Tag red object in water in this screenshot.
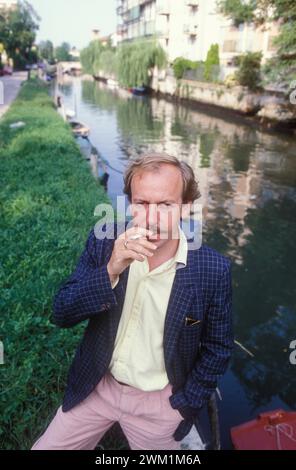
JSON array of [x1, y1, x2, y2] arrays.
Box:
[[231, 409, 296, 450]]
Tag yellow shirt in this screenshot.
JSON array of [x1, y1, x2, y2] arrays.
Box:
[[108, 225, 188, 391]]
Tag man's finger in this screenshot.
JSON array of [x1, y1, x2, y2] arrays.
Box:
[[122, 249, 146, 262], [123, 241, 155, 258], [119, 226, 154, 240]]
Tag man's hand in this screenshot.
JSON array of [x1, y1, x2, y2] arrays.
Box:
[[107, 226, 158, 283]]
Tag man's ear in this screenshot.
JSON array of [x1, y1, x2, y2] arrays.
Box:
[[181, 202, 192, 219]]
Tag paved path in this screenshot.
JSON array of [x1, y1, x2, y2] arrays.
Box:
[[0, 71, 27, 119]]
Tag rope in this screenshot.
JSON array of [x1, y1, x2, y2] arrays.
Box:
[[86, 138, 124, 175], [264, 422, 296, 450]]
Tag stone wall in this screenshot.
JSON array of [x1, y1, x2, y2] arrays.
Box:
[[151, 69, 296, 125]]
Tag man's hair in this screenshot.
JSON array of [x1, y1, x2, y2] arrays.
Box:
[[123, 153, 201, 203]]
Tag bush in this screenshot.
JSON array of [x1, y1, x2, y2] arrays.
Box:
[[204, 44, 220, 82], [234, 51, 262, 90], [172, 57, 200, 80], [0, 79, 111, 449], [224, 73, 239, 87]]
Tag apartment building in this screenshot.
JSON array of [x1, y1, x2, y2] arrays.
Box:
[[0, 0, 17, 11], [116, 0, 278, 70]]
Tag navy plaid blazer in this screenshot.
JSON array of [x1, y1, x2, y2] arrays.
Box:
[[52, 222, 233, 442]]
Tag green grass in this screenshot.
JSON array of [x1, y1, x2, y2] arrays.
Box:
[[0, 79, 112, 449]]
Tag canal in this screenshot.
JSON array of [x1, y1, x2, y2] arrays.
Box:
[[56, 76, 296, 449]]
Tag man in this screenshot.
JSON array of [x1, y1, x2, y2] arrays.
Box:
[[32, 153, 233, 450]]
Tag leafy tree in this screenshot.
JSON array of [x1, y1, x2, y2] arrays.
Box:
[[81, 38, 167, 87], [117, 39, 167, 87], [55, 42, 71, 62], [234, 51, 262, 89], [204, 43, 220, 81], [80, 39, 108, 75], [0, 0, 40, 69], [217, 0, 258, 27], [38, 39, 54, 62]]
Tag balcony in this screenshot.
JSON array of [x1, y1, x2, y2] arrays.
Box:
[[144, 20, 156, 36], [117, 24, 128, 34], [184, 24, 198, 36], [157, 1, 170, 15], [139, 0, 154, 4], [157, 28, 170, 39]]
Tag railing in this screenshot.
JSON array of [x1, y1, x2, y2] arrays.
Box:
[[157, 0, 170, 15], [186, 0, 199, 6], [183, 64, 220, 83], [183, 24, 198, 35]]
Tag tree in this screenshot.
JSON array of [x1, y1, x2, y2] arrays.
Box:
[[217, 0, 258, 27], [117, 39, 167, 87], [0, 0, 40, 69], [235, 51, 262, 89], [204, 43, 220, 81], [80, 39, 106, 75], [39, 40, 54, 63], [80, 38, 167, 86], [55, 42, 71, 62]]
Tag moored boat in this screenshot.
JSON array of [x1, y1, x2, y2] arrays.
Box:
[[231, 409, 296, 450], [69, 120, 90, 138]]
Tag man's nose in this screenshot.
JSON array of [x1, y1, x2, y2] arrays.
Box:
[[146, 203, 159, 228]]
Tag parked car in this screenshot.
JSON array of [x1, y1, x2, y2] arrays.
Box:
[[0, 65, 13, 76]]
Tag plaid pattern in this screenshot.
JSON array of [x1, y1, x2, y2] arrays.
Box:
[[52, 222, 233, 442]]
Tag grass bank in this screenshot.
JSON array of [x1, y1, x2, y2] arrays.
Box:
[[0, 79, 111, 449]]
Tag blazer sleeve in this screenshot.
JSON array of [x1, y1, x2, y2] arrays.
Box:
[[52, 228, 118, 328], [170, 260, 234, 414]]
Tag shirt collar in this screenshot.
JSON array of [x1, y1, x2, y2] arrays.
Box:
[[175, 224, 188, 270]]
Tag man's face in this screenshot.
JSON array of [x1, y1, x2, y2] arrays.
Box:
[[130, 164, 186, 248]]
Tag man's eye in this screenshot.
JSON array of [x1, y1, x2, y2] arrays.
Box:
[[158, 203, 171, 210]]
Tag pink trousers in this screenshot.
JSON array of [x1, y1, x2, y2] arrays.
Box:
[[31, 371, 182, 450]]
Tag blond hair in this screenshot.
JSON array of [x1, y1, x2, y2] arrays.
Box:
[[123, 153, 201, 203]]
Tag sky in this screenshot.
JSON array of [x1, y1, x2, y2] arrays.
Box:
[[29, 0, 117, 49]]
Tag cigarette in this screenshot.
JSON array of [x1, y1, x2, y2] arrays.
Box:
[[129, 234, 144, 240]]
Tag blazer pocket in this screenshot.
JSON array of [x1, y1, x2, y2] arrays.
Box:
[[184, 316, 202, 327]]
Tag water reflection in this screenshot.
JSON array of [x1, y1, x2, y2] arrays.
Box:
[[56, 76, 296, 448]]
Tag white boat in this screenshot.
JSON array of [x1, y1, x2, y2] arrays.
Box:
[[107, 78, 119, 89], [69, 120, 90, 139]]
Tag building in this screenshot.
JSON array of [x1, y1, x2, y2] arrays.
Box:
[[92, 29, 101, 41], [116, 0, 156, 42], [116, 0, 279, 73], [70, 47, 80, 60], [0, 0, 17, 12]]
